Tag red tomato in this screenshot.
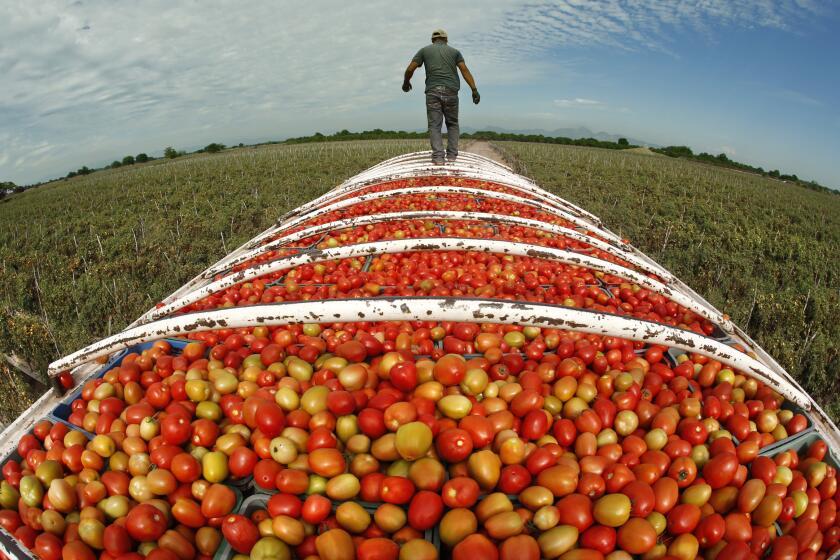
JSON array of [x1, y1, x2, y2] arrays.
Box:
[[695, 513, 725, 548], [381, 476, 415, 505], [407, 491, 444, 530], [160, 414, 191, 446], [435, 428, 473, 463], [621, 481, 655, 518], [520, 409, 550, 441], [103, 523, 133, 556], [389, 362, 418, 392], [580, 525, 616, 554], [442, 477, 480, 509], [703, 452, 739, 489], [556, 494, 594, 531], [222, 514, 260, 554], [254, 460, 283, 491], [357, 537, 399, 560], [170, 453, 201, 483], [498, 465, 532, 495], [125, 503, 168, 542], [228, 447, 258, 479], [302, 494, 332, 524], [453, 534, 499, 560], [255, 402, 286, 438], [666, 503, 701, 534], [267, 493, 303, 518], [34, 532, 62, 560], [434, 355, 466, 386]]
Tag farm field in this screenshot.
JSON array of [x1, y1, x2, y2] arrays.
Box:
[[0, 139, 838, 422]]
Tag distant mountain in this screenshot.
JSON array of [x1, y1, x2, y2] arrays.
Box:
[[463, 125, 657, 148]]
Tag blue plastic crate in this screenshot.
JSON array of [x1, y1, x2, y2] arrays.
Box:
[[214, 493, 436, 560], [757, 429, 837, 468], [49, 339, 189, 434]]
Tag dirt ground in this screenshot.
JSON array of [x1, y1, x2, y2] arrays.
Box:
[[462, 140, 507, 165]]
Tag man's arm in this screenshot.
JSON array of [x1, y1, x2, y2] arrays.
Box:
[[457, 62, 480, 104], [403, 61, 419, 92]]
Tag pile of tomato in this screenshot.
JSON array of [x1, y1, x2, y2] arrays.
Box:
[[1, 315, 834, 560], [2, 173, 837, 560]]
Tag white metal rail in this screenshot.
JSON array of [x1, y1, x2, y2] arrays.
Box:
[[141, 237, 725, 326]]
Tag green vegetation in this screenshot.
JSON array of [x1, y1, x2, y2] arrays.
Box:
[[653, 145, 834, 195], [0, 138, 837, 424], [498, 141, 840, 418]]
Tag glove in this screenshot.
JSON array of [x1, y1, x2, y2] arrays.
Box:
[[402, 81, 412, 92], [472, 89, 480, 104]]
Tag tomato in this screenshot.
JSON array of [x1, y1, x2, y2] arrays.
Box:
[[434, 355, 466, 386], [160, 414, 191, 446], [170, 452, 201, 483], [435, 428, 473, 463], [256, 402, 286, 438], [498, 465, 532, 495], [453, 534, 499, 560], [172, 498, 206, 528], [593, 494, 631, 527], [407, 491, 443, 530], [302, 494, 332, 524], [357, 537, 399, 560], [442, 477, 480, 508], [229, 447, 258, 479], [616, 517, 656, 554], [556, 494, 594, 531], [389, 362, 418, 391], [521, 409, 550, 440], [61, 541, 96, 560], [668, 456, 697, 488], [103, 523, 133, 556], [580, 525, 616, 554], [34, 532, 62, 560], [255, 460, 284, 491], [222, 514, 260, 554], [622, 480, 655, 517], [125, 503, 168, 542], [315, 529, 356, 560], [309, 448, 346, 478], [499, 534, 541, 560], [666, 503, 701, 534], [202, 483, 237, 518], [703, 452, 739, 489], [381, 476, 414, 505]]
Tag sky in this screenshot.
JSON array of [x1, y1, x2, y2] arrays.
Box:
[[1, 1, 838, 188]]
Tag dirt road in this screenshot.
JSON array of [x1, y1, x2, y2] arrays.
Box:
[[463, 140, 507, 166]]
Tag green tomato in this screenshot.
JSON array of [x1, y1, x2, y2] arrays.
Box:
[[249, 537, 291, 560], [0, 481, 20, 509], [19, 475, 44, 507]]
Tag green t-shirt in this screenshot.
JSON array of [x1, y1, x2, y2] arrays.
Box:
[[412, 42, 465, 93]]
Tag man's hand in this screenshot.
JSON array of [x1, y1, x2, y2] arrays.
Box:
[[472, 88, 480, 105], [402, 81, 412, 92]]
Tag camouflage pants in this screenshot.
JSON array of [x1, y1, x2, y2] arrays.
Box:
[[426, 86, 459, 162]]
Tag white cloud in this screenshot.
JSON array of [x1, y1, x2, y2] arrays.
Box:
[[555, 98, 603, 106], [0, 0, 827, 184]]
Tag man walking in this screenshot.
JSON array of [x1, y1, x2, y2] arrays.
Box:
[[403, 29, 480, 164]]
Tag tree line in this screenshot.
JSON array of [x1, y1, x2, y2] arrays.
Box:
[[4, 131, 834, 195]]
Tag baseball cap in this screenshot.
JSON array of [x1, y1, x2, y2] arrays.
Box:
[[431, 29, 448, 39]]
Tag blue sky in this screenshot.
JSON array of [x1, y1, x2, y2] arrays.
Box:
[[1, 1, 838, 188]]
